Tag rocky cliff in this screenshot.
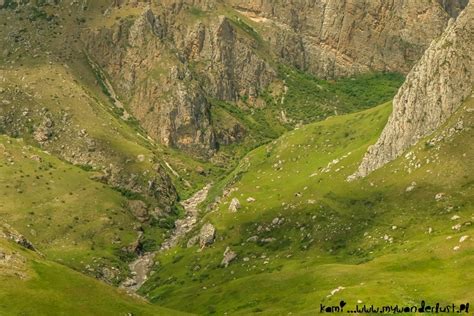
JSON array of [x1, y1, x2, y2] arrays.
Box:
[[84, 0, 461, 154], [351, 2, 473, 179], [86, 2, 276, 155], [85, 8, 218, 156], [229, 0, 461, 78]]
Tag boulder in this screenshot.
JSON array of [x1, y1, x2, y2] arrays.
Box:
[[229, 198, 241, 213], [246, 235, 258, 242], [34, 126, 52, 143], [405, 182, 417, 192], [199, 223, 216, 248], [221, 246, 237, 268]]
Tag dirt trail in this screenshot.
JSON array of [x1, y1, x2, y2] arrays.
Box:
[[120, 184, 211, 292]]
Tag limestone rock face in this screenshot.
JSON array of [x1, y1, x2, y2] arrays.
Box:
[[198, 223, 216, 248], [229, 0, 459, 78], [86, 5, 275, 156], [85, 0, 466, 154], [177, 16, 276, 101], [86, 9, 217, 157], [352, 3, 474, 178]]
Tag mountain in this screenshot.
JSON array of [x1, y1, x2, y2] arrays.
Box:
[[352, 1, 473, 178], [83, 0, 458, 154], [0, 0, 472, 315]]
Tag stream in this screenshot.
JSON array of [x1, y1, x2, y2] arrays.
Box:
[[120, 183, 212, 292]]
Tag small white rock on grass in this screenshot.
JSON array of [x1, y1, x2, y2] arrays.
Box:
[[452, 224, 461, 230], [327, 286, 345, 298], [405, 182, 417, 192]]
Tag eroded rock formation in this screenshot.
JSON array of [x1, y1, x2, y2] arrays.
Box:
[[352, 2, 473, 178]]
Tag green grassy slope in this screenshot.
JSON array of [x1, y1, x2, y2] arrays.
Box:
[[142, 98, 474, 315], [0, 238, 188, 316], [211, 70, 404, 160], [0, 135, 141, 280]]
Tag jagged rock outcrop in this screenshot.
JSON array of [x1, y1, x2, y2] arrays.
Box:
[[1, 224, 37, 252], [127, 200, 150, 223], [229, 0, 462, 78], [229, 197, 241, 212], [177, 15, 276, 101], [221, 246, 237, 267], [86, 4, 275, 155], [351, 3, 474, 179], [86, 8, 217, 156]]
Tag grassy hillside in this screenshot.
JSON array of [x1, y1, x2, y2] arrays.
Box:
[[0, 238, 187, 315], [141, 98, 474, 314], [211, 70, 404, 166], [0, 135, 141, 280]]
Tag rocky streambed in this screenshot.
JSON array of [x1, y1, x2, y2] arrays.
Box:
[[121, 184, 212, 292]]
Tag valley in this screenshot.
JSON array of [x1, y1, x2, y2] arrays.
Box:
[[0, 0, 472, 315]]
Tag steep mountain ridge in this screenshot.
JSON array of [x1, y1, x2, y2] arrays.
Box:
[[352, 1, 474, 178], [85, 5, 277, 155], [1, 0, 455, 155], [85, 8, 217, 156]]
